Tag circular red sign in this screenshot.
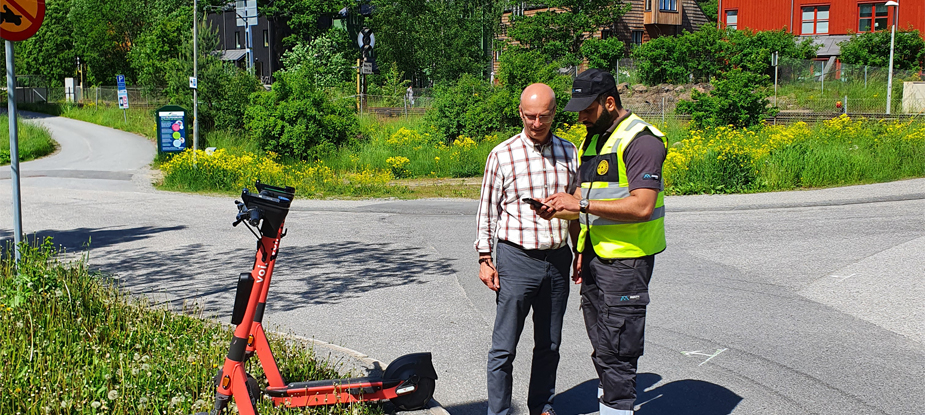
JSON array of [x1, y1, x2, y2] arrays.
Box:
[[0, 0, 46, 42]]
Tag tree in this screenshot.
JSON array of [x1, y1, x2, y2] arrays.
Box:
[[371, 0, 497, 85], [279, 28, 355, 89], [839, 29, 925, 71], [581, 37, 626, 70], [505, 0, 629, 66]]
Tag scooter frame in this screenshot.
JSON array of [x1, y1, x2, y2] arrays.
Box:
[[204, 182, 437, 415]]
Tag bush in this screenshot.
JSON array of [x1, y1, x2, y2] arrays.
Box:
[[244, 65, 360, 160], [581, 37, 626, 70], [426, 49, 576, 142], [677, 69, 777, 128], [633, 24, 818, 85], [839, 29, 925, 71], [164, 56, 261, 131]]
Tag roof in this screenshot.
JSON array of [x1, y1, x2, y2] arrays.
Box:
[[216, 49, 248, 62], [804, 35, 855, 57]]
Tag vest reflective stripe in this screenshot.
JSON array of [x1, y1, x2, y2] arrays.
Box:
[[578, 113, 667, 258], [586, 205, 665, 226]]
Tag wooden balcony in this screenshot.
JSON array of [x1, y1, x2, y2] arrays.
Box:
[[644, 1, 683, 26]]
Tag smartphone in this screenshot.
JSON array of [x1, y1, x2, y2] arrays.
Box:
[[522, 197, 546, 209]]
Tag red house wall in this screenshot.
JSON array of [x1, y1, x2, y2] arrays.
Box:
[[719, 0, 925, 36]]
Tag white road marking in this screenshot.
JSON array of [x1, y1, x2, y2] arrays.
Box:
[[681, 348, 728, 366], [830, 273, 856, 281]]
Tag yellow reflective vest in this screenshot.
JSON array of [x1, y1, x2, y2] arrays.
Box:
[[577, 113, 667, 258]]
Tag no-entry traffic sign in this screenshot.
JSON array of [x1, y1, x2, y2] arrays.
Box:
[[0, 0, 45, 42]]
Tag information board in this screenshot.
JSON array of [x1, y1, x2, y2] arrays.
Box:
[[156, 106, 187, 153]]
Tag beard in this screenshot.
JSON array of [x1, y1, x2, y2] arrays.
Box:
[[585, 107, 616, 137]]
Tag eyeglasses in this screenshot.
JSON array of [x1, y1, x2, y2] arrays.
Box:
[[521, 111, 555, 123]]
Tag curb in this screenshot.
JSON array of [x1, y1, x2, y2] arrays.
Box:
[[283, 332, 449, 415]]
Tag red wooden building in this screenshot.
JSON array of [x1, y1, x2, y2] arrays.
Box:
[[718, 0, 925, 57]]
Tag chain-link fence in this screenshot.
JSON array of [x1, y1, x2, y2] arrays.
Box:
[[44, 86, 168, 108]]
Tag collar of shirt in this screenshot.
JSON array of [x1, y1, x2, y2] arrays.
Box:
[[519, 129, 553, 153]]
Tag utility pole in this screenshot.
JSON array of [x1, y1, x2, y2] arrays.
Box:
[[193, 0, 199, 163]]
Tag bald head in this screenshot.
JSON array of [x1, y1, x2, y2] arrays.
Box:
[[520, 83, 556, 110], [519, 83, 557, 143]]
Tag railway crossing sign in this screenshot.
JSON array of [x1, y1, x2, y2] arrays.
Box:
[[0, 0, 45, 41]]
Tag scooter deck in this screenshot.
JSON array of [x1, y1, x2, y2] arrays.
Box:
[[264, 377, 392, 397]]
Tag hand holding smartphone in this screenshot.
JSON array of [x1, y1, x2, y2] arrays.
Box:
[[522, 197, 546, 209]]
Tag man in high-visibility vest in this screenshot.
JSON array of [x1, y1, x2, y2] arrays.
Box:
[[536, 69, 667, 415]]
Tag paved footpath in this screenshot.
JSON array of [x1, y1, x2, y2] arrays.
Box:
[[1, 115, 923, 415]]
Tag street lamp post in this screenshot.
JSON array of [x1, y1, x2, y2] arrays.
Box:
[[885, 0, 899, 114]]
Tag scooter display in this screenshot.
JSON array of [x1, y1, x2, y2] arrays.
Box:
[[199, 181, 437, 415]]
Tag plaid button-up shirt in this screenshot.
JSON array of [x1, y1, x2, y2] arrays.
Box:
[[474, 130, 579, 254]]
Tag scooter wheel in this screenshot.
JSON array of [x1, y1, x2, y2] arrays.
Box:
[[389, 376, 436, 411], [245, 374, 260, 407]]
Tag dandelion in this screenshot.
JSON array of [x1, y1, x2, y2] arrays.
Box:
[[108, 390, 119, 400], [91, 401, 101, 409]]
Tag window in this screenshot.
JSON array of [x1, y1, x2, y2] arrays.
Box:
[[601, 29, 614, 40], [859, 3, 889, 32], [235, 31, 241, 48], [725, 10, 737, 30], [645, 0, 652, 11], [801, 5, 829, 35], [659, 0, 677, 12], [632, 30, 644, 47], [263, 30, 269, 48]]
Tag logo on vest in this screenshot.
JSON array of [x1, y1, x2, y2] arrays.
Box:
[[597, 160, 609, 175], [642, 173, 660, 181]]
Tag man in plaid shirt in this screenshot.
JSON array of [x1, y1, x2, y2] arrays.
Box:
[[474, 83, 580, 415]]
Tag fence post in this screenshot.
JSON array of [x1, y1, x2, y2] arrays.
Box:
[[661, 96, 665, 124], [844, 95, 848, 115], [864, 66, 868, 88]]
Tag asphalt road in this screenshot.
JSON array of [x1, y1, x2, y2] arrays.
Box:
[[1, 115, 923, 415]]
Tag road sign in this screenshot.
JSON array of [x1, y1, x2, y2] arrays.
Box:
[[235, 0, 257, 26], [117, 74, 129, 109], [360, 61, 373, 75], [0, 0, 45, 41], [357, 28, 375, 49], [189, 77, 197, 89]]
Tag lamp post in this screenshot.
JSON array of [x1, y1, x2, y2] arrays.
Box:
[[885, 0, 899, 114]]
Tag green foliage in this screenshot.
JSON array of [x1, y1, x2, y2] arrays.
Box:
[[677, 69, 778, 128], [262, 0, 347, 49], [839, 29, 925, 71], [280, 28, 355, 89], [245, 66, 360, 160], [0, 237, 382, 414], [581, 37, 626, 70], [0, 118, 56, 166], [696, 0, 718, 22], [16, 0, 75, 87], [633, 24, 818, 85], [426, 73, 511, 141], [370, 62, 412, 107], [426, 49, 576, 142], [371, 0, 496, 84], [505, 0, 629, 65]]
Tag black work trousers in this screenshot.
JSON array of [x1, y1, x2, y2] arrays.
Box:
[[580, 249, 655, 411]]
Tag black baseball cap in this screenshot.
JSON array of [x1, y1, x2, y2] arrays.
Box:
[[564, 68, 617, 112]]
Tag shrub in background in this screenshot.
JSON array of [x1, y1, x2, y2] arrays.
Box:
[[677, 69, 777, 128], [245, 65, 360, 160], [839, 29, 925, 71]]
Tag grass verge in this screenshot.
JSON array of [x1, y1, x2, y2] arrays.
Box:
[[20, 102, 157, 141], [1, 117, 56, 165], [0, 237, 382, 415]]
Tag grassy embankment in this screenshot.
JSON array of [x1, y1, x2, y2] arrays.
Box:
[[0, 117, 56, 165], [22, 103, 925, 197], [0, 238, 382, 415]]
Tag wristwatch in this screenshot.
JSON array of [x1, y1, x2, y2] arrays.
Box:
[[579, 198, 589, 214]]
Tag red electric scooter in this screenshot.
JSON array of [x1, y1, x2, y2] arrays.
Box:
[[199, 181, 437, 415]]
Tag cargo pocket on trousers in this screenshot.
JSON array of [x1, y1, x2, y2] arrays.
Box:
[[599, 312, 625, 358], [616, 314, 645, 357]]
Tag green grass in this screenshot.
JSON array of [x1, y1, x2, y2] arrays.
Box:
[[21, 102, 158, 141], [0, 117, 56, 165], [0, 238, 383, 415]]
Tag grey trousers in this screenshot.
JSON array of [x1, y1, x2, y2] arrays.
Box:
[[487, 241, 572, 415]]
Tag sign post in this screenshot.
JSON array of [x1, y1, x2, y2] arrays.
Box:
[[155, 105, 189, 153], [1, 0, 46, 264], [116, 74, 129, 122]]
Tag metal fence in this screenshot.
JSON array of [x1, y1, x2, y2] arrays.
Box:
[[47, 86, 168, 108]]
